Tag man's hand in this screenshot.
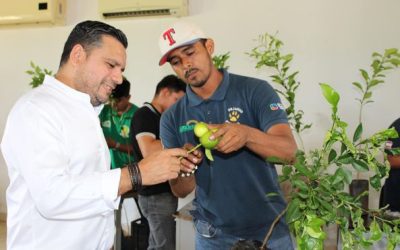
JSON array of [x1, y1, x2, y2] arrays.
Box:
[[179, 143, 203, 175], [208, 123, 249, 154], [138, 148, 189, 185]]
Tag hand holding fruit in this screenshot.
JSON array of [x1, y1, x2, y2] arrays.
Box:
[[207, 123, 249, 154]]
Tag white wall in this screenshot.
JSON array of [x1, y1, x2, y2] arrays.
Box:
[[1, 0, 400, 215]]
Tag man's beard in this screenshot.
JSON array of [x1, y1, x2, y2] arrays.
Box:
[[190, 79, 206, 88], [185, 68, 206, 88]]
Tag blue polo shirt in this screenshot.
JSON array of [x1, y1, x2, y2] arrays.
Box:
[[160, 69, 290, 240]]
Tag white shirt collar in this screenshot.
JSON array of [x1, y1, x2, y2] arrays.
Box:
[[43, 75, 104, 114]]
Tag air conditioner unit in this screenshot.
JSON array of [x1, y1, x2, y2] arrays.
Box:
[[0, 0, 66, 25], [99, 0, 188, 19]]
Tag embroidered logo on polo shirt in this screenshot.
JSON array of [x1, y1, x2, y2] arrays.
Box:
[[270, 103, 285, 111], [227, 107, 243, 123]]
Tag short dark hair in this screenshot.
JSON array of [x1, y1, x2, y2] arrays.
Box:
[[112, 77, 131, 98], [59, 20, 128, 67], [155, 75, 186, 96]]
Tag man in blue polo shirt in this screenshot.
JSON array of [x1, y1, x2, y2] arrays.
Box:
[[158, 21, 298, 250]]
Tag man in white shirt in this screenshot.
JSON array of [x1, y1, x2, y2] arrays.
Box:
[[1, 20, 201, 250]]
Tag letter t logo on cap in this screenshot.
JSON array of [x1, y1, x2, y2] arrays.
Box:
[[163, 28, 176, 46]]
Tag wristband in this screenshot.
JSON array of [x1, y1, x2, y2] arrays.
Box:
[[127, 162, 142, 192]]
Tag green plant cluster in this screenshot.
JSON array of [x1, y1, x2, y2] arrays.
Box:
[[25, 61, 54, 88], [283, 83, 400, 250], [247, 35, 400, 249], [247, 33, 311, 151], [212, 52, 230, 70]]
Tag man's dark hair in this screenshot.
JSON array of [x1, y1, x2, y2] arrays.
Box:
[[112, 77, 131, 99], [155, 75, 186, 96], [59, 20, 128, 67]]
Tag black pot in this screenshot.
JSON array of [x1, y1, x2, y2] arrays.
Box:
[[349, 179, 369, 227]]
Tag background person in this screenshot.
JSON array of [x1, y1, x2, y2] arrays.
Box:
[[131, 74, 186, 250], [99, 77, 139, 169], [0, 20, 197, 250], [158, 21, 297, 250], [380, 117, 400, 212]]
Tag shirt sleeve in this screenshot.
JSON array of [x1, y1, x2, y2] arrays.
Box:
[[250, 81, 289, 132], [160, 109, 180, 149], [132, 108, 159, 139], [1, 101, 120, 220]]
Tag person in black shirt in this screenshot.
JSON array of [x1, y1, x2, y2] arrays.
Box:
[[380, 118, 400, 212], [130, 75, 186, 250]]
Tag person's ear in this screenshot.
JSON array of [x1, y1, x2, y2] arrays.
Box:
[[70, 44, 86, 66], [160, 88, 170, 97], [205, 39, 215, 55]]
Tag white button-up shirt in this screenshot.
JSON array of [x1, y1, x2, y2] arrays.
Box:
[[1, 76, 121, 250]]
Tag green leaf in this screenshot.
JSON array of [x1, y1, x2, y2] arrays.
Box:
[[341, 168, 353, 184], [293, 179, 308, 192], [360, 69, 369, 81], [370, 174, 382, 190], [384, 48, 398, 57], [369, 220, 382, 241], [364, 91, 372, 99], [389, 147, 400, 156], [305, 226, 326, 239], [353, 123, 363, 142], [266, 192, 279, 197], [369, 79, 384, 88], [317, 197, 334, 212], [351, 159, 369, 172], [265, 156, 286, 164], [286, 198, 301, 223], [282, 165, 293, 176], [328, 149, 337, 163], [337, 153, 353, 164], [389, 58, 400, 66], [294, 161, 313, 177], [320, 83, 340, 107], [352, 82, 363, 92], [205, 149, 214, 161], [332, 170, 344, 185]]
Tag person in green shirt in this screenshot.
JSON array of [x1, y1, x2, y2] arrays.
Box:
[[99, 77, 139, 169]]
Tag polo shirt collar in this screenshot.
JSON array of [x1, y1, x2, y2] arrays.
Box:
[[187, 69, 230, 107]]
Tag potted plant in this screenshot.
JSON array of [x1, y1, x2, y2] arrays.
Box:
[[246, 33, 400, 250]]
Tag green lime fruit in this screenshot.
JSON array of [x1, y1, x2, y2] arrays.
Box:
[[200, 129, 220, 149], [194, 122, 209, 138]]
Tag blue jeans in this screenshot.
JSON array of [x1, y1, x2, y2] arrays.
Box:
[[194, 219, 294, 250], [138, 192, 178, 250]]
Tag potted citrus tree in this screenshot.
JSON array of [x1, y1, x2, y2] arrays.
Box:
[[246, 33, 400, 250]]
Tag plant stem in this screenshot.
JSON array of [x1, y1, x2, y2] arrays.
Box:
[[261, 205, 289, 249], [178, 143, 202, 161]]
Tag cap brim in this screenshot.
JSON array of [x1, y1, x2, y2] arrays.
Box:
[[159, 54, 169, 66]]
